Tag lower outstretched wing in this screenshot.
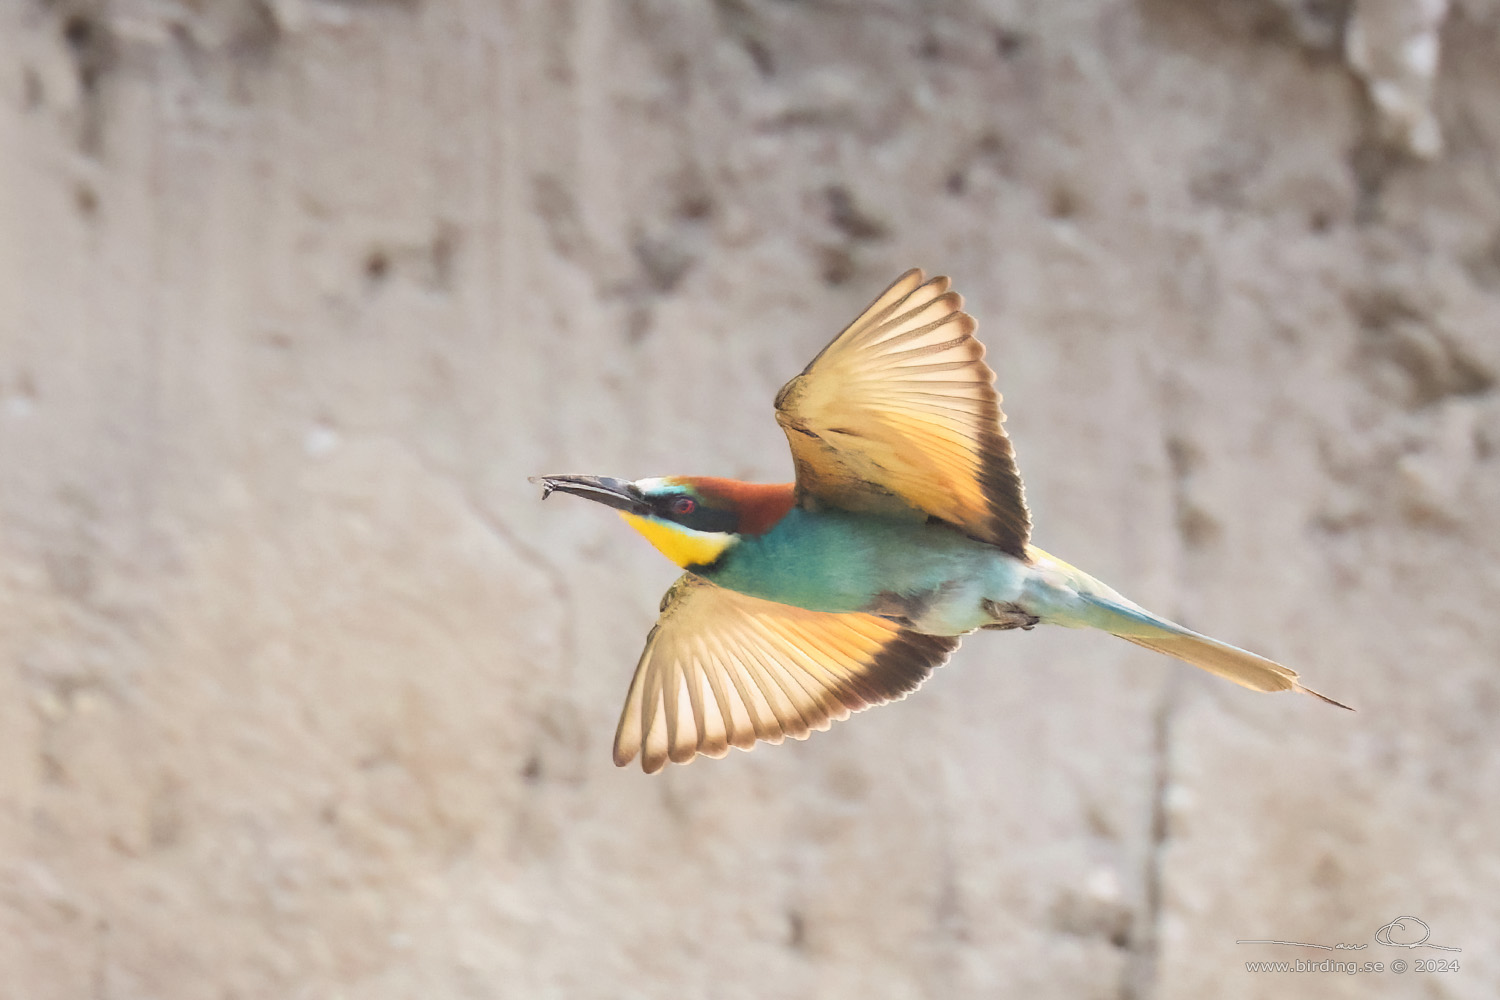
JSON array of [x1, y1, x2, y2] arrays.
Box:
[[614, 574, 961, 772]]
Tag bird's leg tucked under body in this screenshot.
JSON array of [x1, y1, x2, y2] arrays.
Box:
[[981, 599, 1039, 631]]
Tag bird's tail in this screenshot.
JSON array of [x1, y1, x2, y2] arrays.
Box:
[[1070, 591, 1352, 710], [1023, 548, 1350, 709]]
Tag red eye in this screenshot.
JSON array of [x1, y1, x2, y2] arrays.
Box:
[[671, 497, 696, 515]]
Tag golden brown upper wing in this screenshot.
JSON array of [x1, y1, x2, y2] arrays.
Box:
[[614, 574, 961, 773], [774, 269, 1031, 557]]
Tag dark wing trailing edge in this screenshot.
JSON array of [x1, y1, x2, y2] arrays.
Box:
[[613, 574, 961, 772], [774, 269, 1031, 557]]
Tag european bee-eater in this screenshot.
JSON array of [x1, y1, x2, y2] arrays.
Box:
[[534, 269, 1349, 773]]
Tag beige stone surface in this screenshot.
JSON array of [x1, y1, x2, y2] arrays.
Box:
[[2, 1, 1498, 997]]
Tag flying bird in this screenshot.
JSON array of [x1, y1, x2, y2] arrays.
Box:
[[534, 269, 1349, 773]]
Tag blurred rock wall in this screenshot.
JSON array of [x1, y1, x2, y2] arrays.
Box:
[[2, 1, 1498, 997]]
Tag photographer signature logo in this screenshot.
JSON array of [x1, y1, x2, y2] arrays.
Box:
[[1238, 915, 1460, 953]]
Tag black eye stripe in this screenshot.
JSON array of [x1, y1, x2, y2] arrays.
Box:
[[652, 495, 684, 515], [651, 495, 738, 534]]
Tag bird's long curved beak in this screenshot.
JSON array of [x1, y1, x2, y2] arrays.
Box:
[[530, 475, 653, 516]]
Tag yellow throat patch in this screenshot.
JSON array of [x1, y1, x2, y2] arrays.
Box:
[[620, 512, 736, 569]]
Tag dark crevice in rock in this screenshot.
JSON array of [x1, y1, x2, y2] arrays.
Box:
[[817, 243, 856, 286], [786, 909, 806, 951], [364, 249, 392, 286], [1165, 435, 1223, 550], [712, 0, 777, 77], [944, 132, 1012, 200], [994, 27, 1027, 59], [1123, 676, 1178, 1000], [815, 185, 889, 285], [1348, 136, 1405, 225], [1351, 291, 1497, 408], [825, 185, 889, 242], [58, 6, 115, 155], [1140, 0, 1350, 53]]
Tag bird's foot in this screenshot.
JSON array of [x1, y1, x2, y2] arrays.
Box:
[[981, 600, 1039, 631]]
